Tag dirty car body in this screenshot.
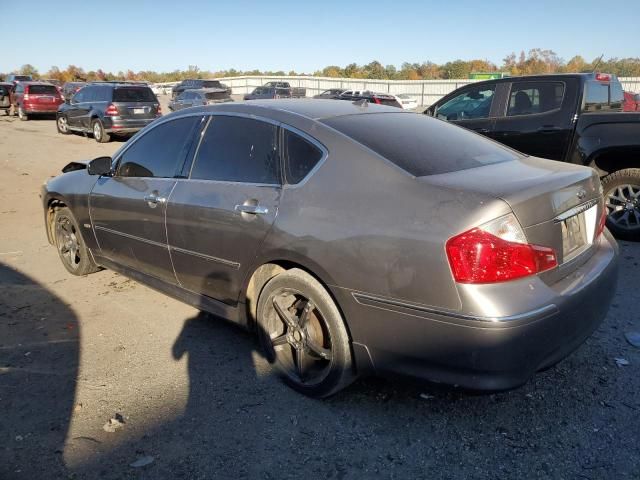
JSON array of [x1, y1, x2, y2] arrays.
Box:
[[41, 100, 618, 395]]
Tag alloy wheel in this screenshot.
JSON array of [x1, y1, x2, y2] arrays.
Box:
[[267, 289, 333, 386], [55, 215, 81, 271], [93, 122, 102, 141], [57, 116, 68, 133], [606, 184, 640, 232]]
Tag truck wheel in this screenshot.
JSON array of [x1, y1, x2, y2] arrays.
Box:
[[92, 119, 110, 143], [602, 169, 640, 241], [256, 268, 355, 398], [17, 106, 28, 121]]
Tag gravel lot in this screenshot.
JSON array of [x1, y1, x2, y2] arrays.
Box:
[[1, 99, 639, 479]]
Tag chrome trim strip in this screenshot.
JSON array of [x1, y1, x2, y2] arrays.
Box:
[[168, 245, 241, 269], [94, 225, 166, 249], [554, 198, 599, 223], [352, 292, 558, 325]]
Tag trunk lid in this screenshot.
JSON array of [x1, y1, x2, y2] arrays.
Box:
[[422, 157, 604, 268]]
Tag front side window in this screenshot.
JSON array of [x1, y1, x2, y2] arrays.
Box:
[[284, 130, 323, 184], [190, 116, 279, 184], [116, 117, 200, 178], [507, 82, 564, 116], [436, 86, 496, 120]]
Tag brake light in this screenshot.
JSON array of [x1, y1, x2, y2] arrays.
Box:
[[372, 97, 381, 104], [23, 94, 30, 100], [596, 207, 608, 237], [104, 104, 118, 116], [595, 73, 611, 82], [446, 214, 558, 284], [156, 104, 162, 116]]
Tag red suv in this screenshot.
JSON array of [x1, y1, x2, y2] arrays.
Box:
[[12, 82, 63, 120], [623, 91, 640, 111]]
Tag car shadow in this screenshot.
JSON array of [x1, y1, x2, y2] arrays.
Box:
[[0, 262, 80, 479]]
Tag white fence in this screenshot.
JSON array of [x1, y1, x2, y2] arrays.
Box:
[[206, 75, 640, 106]]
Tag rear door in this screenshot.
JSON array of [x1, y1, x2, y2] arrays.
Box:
[[166, 114, 281, 304], [89, 116, 202, 283], [112, 86, 159, 121], [432, 83, 500, 136], [491, 79, 579, 160]]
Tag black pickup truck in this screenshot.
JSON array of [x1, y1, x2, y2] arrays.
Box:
[[426, 73, 640, 239]]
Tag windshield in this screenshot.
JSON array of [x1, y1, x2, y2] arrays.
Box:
[[322, 113, 519, 176], [113, 87, 156, 102]]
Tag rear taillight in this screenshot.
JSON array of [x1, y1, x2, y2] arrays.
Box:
[[156, 104, 162, 116], [596, 207, 608, 238], [372, 97, 381, 104], [23, 94, 30, 100], [104, 104, 118, 116], [446, 213, 558, 284]]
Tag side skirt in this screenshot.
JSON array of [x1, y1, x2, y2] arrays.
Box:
[[92, 253, 247, 329]]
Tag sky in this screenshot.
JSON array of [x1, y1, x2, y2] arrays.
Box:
[[2, 0, 639, 74]]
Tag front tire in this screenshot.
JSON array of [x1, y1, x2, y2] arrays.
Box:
[[56, 115, 70, 134], [17, 106, 28, 121], [602, 168, 640, 241], [256, 268, 355, 398], [92, 119, 110, 143], [53, 207, 99, 276]]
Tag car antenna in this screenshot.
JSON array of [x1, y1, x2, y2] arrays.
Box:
[[591, 54, 604, 73], [353, 99, 368, 107]]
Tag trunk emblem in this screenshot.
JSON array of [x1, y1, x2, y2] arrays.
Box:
[[577, 189, 586, 200]]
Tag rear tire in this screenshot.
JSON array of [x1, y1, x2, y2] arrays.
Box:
[[53, 207, 99, 276], [92, 119, 110, 143], [17, 106, 28, 121], [256, 268, 355, 398], [56, 115, 70, 135], [602, 168, 640, 241]]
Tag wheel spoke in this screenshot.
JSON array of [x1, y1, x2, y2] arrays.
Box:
[[272, 296, 298, 330], [620, 211, 630, 226], [306, 338, 332, 361], [298, 299, 314, 328], [271, 333, 289, 348], [294, 346, 306, 382]]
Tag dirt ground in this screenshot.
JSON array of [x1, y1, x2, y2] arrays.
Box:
[[1, 101, 639, 479]]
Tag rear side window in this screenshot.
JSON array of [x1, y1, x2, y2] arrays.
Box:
[[584, 79, 624, 111], [507, 81, 564, 116], [190, 116, 279, 184], [0, 86, 9, 96], [322, 113, 519, 177], [284, 130, 324, 184], [113, 87, 156, 102], [116, 117, 200, 178], [28, 85, 58, 95]]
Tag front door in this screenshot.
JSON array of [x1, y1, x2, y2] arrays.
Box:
[[89, 115, 202, 283], [166, 115, 281, 305], [433, 83, 500, 137], [491, 79, 579, 160]]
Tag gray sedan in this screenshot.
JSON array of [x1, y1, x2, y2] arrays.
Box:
[[41, 100, 618, 397], [168, 88, 233, 111]]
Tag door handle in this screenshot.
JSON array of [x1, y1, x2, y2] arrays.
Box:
[[235, 204, 269, 215], [144, 192, 167, 208]]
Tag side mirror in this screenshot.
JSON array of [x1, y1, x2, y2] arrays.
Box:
[[87, 156, 112, 176]]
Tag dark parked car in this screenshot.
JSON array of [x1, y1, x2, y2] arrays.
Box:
[[12, 82, 63, 120], [172, 79, 230, 98], [338, 90, 402, 108], [313, 88, 346, 99], [623, 91, 640, 111], [168, 88, 233, 111], [243, 86, 291, 100], [56, 82, 161, 143], [262, 81, 306, 98], [426, 73, 640, 240], [41, 100, 618, 398], [61, 82, 86, 100], [6, 74, 32, 84], [0, 82, 13, 115]]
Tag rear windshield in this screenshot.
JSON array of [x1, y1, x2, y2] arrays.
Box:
[[28, 85, 58, 95], [322, 113, 520, 177], [13, 76, 31, 81], [584, 79, 624, 111], [205, 91, 228, 100], [113, 87, 156, 102], [202, 81, 222, 88]]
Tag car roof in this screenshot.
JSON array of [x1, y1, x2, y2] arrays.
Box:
[[21, 81, 57, 86], [169, 98, 405, 121], [466, 72, 616, 89]]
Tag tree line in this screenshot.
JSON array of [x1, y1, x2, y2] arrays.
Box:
[[4, 50, 640, 83]]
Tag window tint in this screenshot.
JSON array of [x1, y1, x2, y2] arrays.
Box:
[[28, 85, 58, 95], [284, 130, 323, 184], [436, 86, 495, 120], [116, 117, 200, 178], [191, 116, 279, 184], [584, 81, 609, 111], [322, 113, 519, 177], [507, 81, 564, 116], [113, 87, 156, 102]]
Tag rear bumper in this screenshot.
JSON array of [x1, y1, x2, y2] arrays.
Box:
[[334, 231, 619, 390], [24, 104, 61, 113], [102, 116, 158, 133]]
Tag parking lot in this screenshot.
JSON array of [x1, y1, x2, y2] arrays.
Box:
[[1, 105, 639, 479]]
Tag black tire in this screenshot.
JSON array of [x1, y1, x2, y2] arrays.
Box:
[[17, 105, 28, 121], [91, 119, 110, 143], [53, 207, 99, 276], [56, 115, 70, 135], [256, 268, 355, 398], [602, 168, 640, 241]]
